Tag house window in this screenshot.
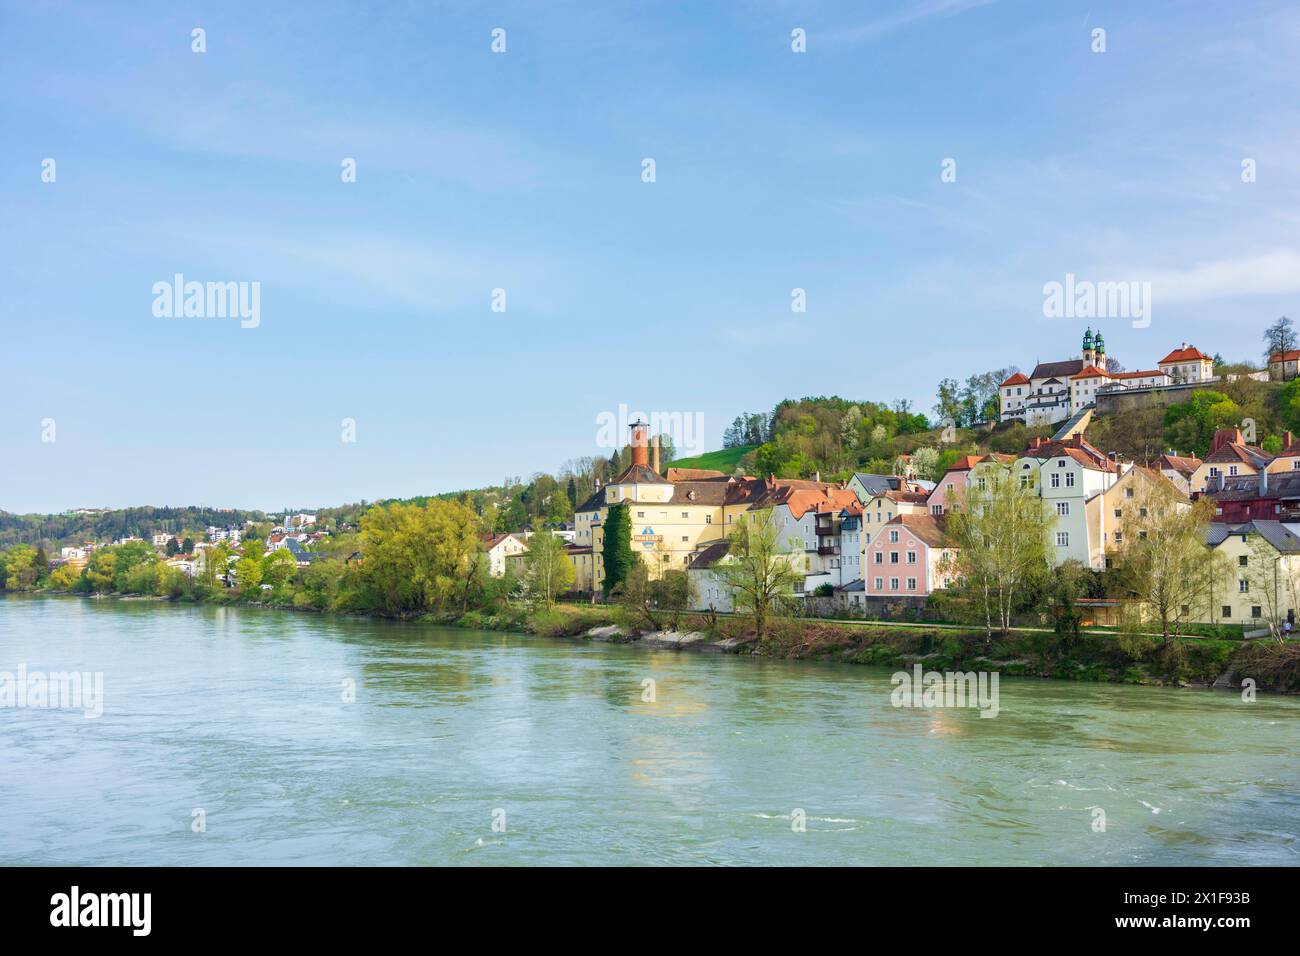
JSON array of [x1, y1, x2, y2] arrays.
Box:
[[1125, 488, 1134, 498], [1056, 531, 1069, 547], [637, 511, 645, 518], [906, 578, 917, 590], [1222, 606, 1232, 618], [1114, 509, 1122, 518], [1065, 473, 1075, 487], [890, 552, 900, 564], [1239, 579, 1249, 593], [1056, 502, 1069, 516], [1239, 555, 1248, 567], [889, 530, 899, 543], [681, 536, 689, 542], [705, 515, 711, 524], [1229, 466, 1238, 476], [977, 478, 987, 490], [932, 504, 943, 515], [1252, 606, 1262, 618], [874, 577, 883, 590], [874, 552, 883, 565], [1113, 531, 1122, 542], [907, 551, 917, 564], [1209, 467, 1220, 478], [1050, 473, 1060, 488], [682, 512, 689, 518], [889, 578, 899, 591]]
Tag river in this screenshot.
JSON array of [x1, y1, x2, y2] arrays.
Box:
[[1, 595, 1296, 865]]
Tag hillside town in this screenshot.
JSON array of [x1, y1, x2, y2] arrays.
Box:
[[9, 328, 1300, 638]]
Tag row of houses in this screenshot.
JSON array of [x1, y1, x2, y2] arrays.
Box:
[[481, 415, 1300, 629]]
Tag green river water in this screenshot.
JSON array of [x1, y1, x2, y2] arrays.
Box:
[[1, 595, 1296, 865]]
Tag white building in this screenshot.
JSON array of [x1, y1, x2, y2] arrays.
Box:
[[1000, 329, 1184, 427], [485, 533, 528, 577]]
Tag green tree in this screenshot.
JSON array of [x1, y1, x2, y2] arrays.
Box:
[[523, 529, 574, 606], [236, 555, 264, 593], [601, 503, 634, 595], [48, 562, 82, 590], [947, 468, 1054, 636], [1162, 391, 1242, 458], [715, 511, 802, 643], [1114, 487, 1221, 641], [260, 548, 297, 591]]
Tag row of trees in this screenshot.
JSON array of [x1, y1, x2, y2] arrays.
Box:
[[0, 499, 584, 617]]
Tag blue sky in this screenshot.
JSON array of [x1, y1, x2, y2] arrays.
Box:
[[3, 0, 1300, 514]]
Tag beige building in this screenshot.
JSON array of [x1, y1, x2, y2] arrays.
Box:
[[1201, 521, 1300, 628], [578, 421, 856, 593], [484, 532, 528, 577], [1189, 428, 1273, 494]]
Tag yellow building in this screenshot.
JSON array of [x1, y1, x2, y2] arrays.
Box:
[[576, 421, 852, 592], [1092, 465, 1188, 569]]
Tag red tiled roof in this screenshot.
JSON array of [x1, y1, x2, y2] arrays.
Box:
[[1270, 350, 1300, 364], [1000, 372, 1030, 386], [1070, 365, 1109, 380], [1159, 346, 1213, 364]]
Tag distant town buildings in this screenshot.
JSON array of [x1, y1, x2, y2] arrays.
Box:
[[998, 330, 1225, 427]]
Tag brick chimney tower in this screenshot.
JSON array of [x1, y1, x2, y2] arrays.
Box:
[[651, 434, 661, 474], [629, 420, 649, 468]]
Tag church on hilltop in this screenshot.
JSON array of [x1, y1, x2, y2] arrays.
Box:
[[997, 329, 1206, 428]]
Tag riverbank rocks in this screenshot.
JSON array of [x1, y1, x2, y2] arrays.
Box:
[[584, 625, 626, 641], [638, 630, 707, 649]]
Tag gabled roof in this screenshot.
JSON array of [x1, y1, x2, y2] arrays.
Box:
[[574, 491, 604, 514], [774, 486, 861, 519], [687, 540, 730, 570], [1029, 359, 1085, 380], [1157, 453, 1202, 478], [1159, 345, 1213, 364], [888, 513, 954, 548], [484, 532, 525, 551], [1270, 350, 1300, 364], [1000, 372, 1030, 387], [1071, 365, 1109, 380], [850, 473, 906, 496], [612, 464, 669, 485], [1206, 520, 1300, 553]]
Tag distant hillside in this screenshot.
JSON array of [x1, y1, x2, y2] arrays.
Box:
[[667, 445, 757, 473], [0, 506, 269, 550]]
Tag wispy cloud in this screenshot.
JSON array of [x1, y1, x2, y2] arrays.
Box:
[[827, 0, 997, 43], [1147, 249, 1300, 303]]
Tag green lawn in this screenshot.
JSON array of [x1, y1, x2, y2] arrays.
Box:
[[667, 445, 757, 473]]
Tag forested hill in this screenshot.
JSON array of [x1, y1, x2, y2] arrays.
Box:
[[0, 506, 268, 550]]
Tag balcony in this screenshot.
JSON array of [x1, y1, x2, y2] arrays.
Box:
[[817, 545, 840, 556]]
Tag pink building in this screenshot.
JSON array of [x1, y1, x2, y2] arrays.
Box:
[[926, 454, 1013, 515], [863, 514, 958, 597]]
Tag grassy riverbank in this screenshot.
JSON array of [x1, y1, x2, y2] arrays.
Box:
[[436, 601, 1300, 694]]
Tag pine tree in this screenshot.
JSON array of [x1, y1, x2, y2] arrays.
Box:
[[602, 503, 634, 595]]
